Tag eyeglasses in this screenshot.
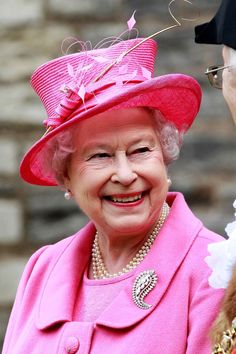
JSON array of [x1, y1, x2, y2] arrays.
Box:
[[205, 65, 231, 89]]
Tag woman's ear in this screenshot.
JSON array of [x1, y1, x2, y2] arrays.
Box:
[[63, 175, 73, 200], [63, 165, 71, 188], [63, 175, 72, 197], [63, 175, 71, 190]]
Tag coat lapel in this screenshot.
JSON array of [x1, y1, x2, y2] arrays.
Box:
[[36, 193, 202, 330], [36, 222, 96, 330], [96, 193, 202, 328]]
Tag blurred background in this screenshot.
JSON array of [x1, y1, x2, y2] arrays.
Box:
[[0, 0, 235, 349]]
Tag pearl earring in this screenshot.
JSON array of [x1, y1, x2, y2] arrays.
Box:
[[167, 178, 172, 187], [64, 190, 72, 200]]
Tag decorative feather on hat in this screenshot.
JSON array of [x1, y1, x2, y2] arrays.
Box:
[[20, 1, 202, 186]]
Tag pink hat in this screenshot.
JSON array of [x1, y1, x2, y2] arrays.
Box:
[[20, 38, 202, 186]]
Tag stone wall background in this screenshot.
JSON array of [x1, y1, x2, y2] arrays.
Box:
[[1, 0, 235, 349]]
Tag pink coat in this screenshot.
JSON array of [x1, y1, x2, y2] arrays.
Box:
[[3, 192, 224, 353]]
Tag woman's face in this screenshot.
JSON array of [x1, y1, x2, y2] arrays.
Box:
[[65, 108, 168, 237]]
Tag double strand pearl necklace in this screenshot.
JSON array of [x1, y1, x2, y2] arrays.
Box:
[[92, 202, 170, 279]]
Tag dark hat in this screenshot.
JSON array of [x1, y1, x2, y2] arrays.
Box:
[[195, 0, 236, 50]]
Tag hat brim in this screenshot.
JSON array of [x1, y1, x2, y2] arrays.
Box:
[[20, 73, 201, 186], [195, 21, 220, 45]]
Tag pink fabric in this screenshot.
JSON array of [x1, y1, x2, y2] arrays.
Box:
[[3, 192, 224, 354], [74, 268, 134, 322]]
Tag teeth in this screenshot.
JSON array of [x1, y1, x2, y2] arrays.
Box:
[[110, 194, 142, 203]]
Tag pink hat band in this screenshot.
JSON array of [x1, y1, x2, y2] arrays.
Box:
[[32, 38, 156, 130]]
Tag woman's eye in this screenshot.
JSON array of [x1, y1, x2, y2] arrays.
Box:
[[132, 147, 150, 154], [89, 152, 110, 159]]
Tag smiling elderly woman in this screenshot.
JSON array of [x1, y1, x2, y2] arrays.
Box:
[[3, 37, 224, 354]]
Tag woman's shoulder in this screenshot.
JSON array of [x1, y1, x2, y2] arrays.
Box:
[[167, 191, 224, 244], [197, 225, 224, 244], [186, 225, 224, 269], [13, 223, 94, 308]]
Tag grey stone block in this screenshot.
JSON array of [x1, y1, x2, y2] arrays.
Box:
[[0, 199, 23, 244], [48, 0, 122, 20], [0, 256, 28, 304], [26, 188, 89, 244], [0, 0, 43, 27], [0, 177, 18, 198], [0, 307, 12, 352], [0, 138, 18, 174], [0, 83, 44, 125]]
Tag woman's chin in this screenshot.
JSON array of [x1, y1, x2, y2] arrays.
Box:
[[103, 215, 155, 236]]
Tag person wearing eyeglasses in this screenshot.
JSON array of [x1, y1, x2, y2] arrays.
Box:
[[195, 0, 236, 125], [195, 1, 236, 353]]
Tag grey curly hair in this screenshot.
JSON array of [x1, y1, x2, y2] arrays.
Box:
[[44, 108, 183, 186]]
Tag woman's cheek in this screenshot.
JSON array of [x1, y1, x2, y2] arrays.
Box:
[[70, 160, 93, 178]]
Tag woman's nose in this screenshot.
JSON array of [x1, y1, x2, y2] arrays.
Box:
[[111, 154, 137, 185]]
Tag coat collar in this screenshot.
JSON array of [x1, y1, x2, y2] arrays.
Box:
[[36, 192, 202, 330]]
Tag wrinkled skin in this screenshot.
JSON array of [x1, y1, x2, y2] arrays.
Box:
[[222, 45, 236, 125], [64, 107, 169, 275]]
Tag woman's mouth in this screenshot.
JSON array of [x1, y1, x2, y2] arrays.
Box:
[[104, 192, 146, 205]]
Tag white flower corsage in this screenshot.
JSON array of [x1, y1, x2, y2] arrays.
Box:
[[205, 200, 236, 289]]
